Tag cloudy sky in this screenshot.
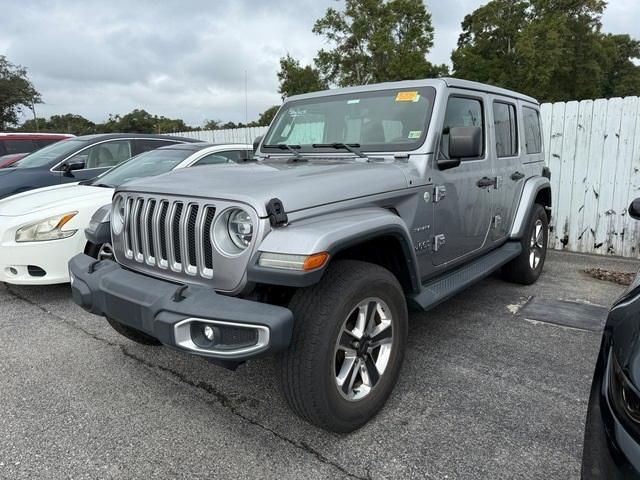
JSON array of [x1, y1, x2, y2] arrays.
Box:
[[1, 0, 639, 127]]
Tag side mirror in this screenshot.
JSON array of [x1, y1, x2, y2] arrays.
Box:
[[63, 159, 85, 173], [253, 135, 264, 155], [630, 198, 640, 220], [438, 126, 483, 170]]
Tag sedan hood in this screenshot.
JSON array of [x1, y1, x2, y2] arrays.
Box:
[[0, 183, 114, 216], [119, 159, 409, 216]]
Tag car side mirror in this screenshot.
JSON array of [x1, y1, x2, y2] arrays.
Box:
[[630, 198, 640, 220], [438, 126, 483, 171], [253, 135, 264, 155], [63, 159, 85, 173]]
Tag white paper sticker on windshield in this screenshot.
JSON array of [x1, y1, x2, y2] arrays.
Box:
[[408, 130, 422, 139], [347, 99, 360, 104]]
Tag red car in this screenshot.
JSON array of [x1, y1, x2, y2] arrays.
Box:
[[0, 133, 75, 168]]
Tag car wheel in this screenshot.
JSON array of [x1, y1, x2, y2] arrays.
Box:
[[279, 260, 408, 432], [501, 203, 549, 285], [106, 317, 162, 346], [86, 242, 114, 261]]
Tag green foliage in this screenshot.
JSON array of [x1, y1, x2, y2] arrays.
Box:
[[0, 56, 41, 128], [19, 114, 97, 135], [452, 0, 640, 102], [277, 55, 327, 99], [257, 105, 279, 126], [312, 0, 448, 86]]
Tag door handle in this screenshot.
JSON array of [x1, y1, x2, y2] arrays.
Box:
[[476, 176, 496, 188], [510, 171, 525, 181]]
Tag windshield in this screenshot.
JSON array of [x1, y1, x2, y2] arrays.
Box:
[[90, 148, 196, 187], [11, 139, 87, 168], [262, 87, 435, 154]]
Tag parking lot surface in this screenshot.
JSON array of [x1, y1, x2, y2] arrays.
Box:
[[0, 251, 637, 479]]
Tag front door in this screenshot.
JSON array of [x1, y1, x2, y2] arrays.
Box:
[[431, 93, 493, 266]]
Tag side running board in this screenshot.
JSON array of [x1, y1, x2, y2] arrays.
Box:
[[409, 242, 522, 311]]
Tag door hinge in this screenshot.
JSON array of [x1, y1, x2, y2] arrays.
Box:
[[433, 185, 447, 202], [494, 176, 503, 189], [432, 234, 446, 252], [492, 215, 502, 228]]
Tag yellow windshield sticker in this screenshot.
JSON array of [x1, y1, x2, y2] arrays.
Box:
[[395, 91, 419, 102], [408, 130, 422, 139]]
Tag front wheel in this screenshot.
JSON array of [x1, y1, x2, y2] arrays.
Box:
[[279, 260, 408, 432], [501, 203, 549, 285]]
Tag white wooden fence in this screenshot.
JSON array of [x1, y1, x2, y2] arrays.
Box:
[[172, 126, 268, 145], [541, 97, 640, 258], [173, 97, 640, 258]]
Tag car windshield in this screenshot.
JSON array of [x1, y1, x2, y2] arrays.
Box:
[[89, 148, 196, 188], [10, 139, 87, 168], [262, 87, 436, 155]]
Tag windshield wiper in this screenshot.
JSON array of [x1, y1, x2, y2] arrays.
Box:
[[312, 143, 367, 158], [263, 143, 305, 162], [91, 183, 113, 188]]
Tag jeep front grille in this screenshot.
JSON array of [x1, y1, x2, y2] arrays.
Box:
[[122, 196, 216, 279]]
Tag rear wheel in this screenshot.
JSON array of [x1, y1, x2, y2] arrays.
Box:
[[279, 260, 408, 432], [501, 203, 548, 285], [106, 317, 161, 346]]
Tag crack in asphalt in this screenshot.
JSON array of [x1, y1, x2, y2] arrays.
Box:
[[3, 285, 369, 480]]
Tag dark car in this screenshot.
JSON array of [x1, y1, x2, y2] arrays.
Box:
[[0, 133, 198, 199], [582, 198, 640, 478]]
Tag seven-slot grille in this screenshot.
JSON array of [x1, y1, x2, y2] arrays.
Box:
[[122, 196, 216, 279]]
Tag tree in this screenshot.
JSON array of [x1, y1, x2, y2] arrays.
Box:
[[451, 0, 640, 102], [257, 105, 279, 126], [155, 116, 189, 133], [0, 56, 41, 129], [277, 55, 327, 99], [312, 0, 448, 87], [203, 119, 222, 130]]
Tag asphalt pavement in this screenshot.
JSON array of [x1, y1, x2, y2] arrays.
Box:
[[0, 250, 637, 479]]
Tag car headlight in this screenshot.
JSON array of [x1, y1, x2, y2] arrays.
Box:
[[609, 352, 640, 437], [15, 212, 78, 242], [212, 208, 254, 256], [112, 196, 125, 235]]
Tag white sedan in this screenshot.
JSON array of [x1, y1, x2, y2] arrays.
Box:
[[0, 143, 251, 285]]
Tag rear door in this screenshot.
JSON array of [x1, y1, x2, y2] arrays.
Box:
[[489, 98, 524, 241], [431, 93, 493, 266]]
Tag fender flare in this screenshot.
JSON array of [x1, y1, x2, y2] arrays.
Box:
[[247, 207, 420, 291], [509, 176, 552, 240]]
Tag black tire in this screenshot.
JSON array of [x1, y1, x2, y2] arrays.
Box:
[[279, 260, 408, 432], [106, 317, 162, 346], [501, 203, 549, 285], [85, 242, 113, 261]]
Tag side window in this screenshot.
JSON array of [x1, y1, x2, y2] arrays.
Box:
[[5, 139, 36, 154], [439, 97, 484, 159], [493, 102, 518, 157], [135, 139, 177, 155], [523, 107, 542, 154], [36, 139, 57, 148], [0, 142, 6, 156], [193, 150, 249, 166], [73, 140, 133, 169]]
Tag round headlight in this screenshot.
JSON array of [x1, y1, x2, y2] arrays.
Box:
[[228, 209, 253, 248], [112, 196, 125, 234], [212, 207, 254, 256]]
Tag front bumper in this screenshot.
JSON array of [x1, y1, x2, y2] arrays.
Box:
[[0, 232, 86, 285], [69, 254, 294, 361]]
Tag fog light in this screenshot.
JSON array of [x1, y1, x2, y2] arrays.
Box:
[[203, 325, 215, 341]]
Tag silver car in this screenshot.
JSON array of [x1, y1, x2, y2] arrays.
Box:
[[69, 78, 551, 432]]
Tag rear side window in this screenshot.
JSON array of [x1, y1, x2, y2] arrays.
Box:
[[36, 139, 58, 148], [4, 139, 37, 154], [493, 102, 518, 157], [439, 97, 484, 160], [135, 139, 178, 154], [523, 107, 542, 154]]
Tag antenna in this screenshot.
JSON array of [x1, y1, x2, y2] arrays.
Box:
[[244, 70, 249, 147]]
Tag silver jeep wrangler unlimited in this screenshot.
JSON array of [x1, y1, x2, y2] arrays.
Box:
[[70, 78, 551, 432]]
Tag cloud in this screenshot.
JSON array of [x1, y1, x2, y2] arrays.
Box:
[[2, 0, 637, 127]]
